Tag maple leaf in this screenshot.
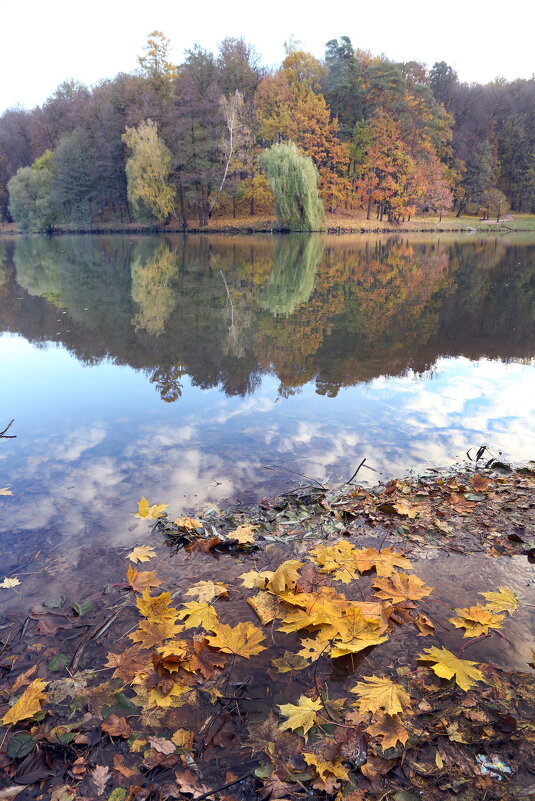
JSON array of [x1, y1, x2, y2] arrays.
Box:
[[127, 545, 157, 563], [449, 604, 505, 637], [2, 678, 48, 725], [383, 501, 420, 519], [353, 547, 412, 577], [267, 560, 304, 593], [174, 516, 202, 530], [414, 613, 435, 636], [146, 682, 192, 710], [171, 729, 194, 749], [132, 496, 168, 519], [372, 572, 433, 603], [0, 488, 13, 496], [136, 590, 179, 623], [418, 646, 483, 691], [309, 540, 361, 583], [184, 580, 228, 603], [366, 713, 409, 750], [247, 591, 283, 624], [279, 695, 322, 738], [129, 618, 184, 649], [350, 676, 411, 715], [227, 524, 257, 544], [239, 569, 273, 589], [0, 577, 20, 589], [471, 474, 491, 492], [303, 753, 349, 782], [479, 586, 518, 615], [91, 765, 110, 796], [185, 636, 226, 678], [126, 564, 162, 593], [298, 637, 328, 661], [176, 601, 219, 630], [105, 646, 151, 682], [101, 714, 132, 738], [271, 651, 309, 672], [206, 621, 266, 657], [184, 535, 220, 554]]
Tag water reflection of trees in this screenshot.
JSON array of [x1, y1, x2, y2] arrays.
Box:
[[1, 233, 534, 402]]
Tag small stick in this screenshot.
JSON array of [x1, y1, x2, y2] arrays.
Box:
[[191, 770, 254, 801], [0, 419, 16, 438], [345, 458, 366, 484]]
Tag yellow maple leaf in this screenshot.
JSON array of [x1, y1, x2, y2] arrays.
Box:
[[271, 652, 309, 673], [350, 676, 411, 715], [132, 497, 168, 519], [2, 678, 48, 725], [174, 517, 202, 530], [353, 547, 412, 577], [126, 565, 162, 593], [479, 586, 518, 615], [418, 646, 483, 691], [267, 560, 304, 594], [146, 683, 192, 709], [171, 729, 194, 749], [129, 618, 184, 649], [366, 713, 409, 749], [0, 488, 13, 496], [184, 581, 228, 603], [136, 591, 179, 623], [239, 570, 274, 589], [247, 592, 283, 625], [127, 546, 157, 563], [0, 577, 21, 589], [449, 604, 505, 637], [227, 524, 256, 544], [156, 640, 190, 660], [372, 572, 433, 603], [297, 638, 328, 662], [279, 695, 322, 738], [206, 622, 266, 658], [309, 540, 361, 583], [176, 602, 219, 630], [303, 753, 349, 782]]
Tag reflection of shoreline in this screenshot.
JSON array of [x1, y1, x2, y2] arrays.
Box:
[[0, 234, 533, 401]]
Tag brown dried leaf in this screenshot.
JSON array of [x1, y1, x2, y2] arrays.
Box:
[[101, 714, 132, 738]]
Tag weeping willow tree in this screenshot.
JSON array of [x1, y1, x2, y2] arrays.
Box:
[[259, 142, 325, 231], [122, 120, 176, 222], [256, 234, 324, 316]]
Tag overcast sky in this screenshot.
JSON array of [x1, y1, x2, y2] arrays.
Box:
[[1, 0, 534, 114]]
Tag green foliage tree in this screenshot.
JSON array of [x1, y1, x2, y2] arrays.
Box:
[[7, 151, 56, 231], [52, 128, 94, 224], [122, 120, 176, 222], [323, 37, 363, 139], [259, 142, 325, 231]]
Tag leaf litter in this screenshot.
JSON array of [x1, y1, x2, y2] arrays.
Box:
[[0, 463, 534, 800]]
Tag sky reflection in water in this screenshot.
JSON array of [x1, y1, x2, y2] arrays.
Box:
[[0, 233, 534, 567]]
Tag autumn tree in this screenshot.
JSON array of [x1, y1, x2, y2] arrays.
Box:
[[122, 119, 176, 222], [259, 141, 325, 231], [137, 31, 177, 85], [7, 151, 56, 231]]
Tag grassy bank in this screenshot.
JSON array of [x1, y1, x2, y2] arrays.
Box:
[[3, 213, 535, 236], [0, 460, 534, 800]]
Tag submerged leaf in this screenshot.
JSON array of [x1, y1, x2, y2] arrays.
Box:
[[2, 679, 48, 726], [206, 621, 266, 657]]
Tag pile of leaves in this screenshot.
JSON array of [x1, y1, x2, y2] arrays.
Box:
[[0, 467, 534, 801]]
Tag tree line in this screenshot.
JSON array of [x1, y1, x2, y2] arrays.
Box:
[[1, 33, 535, 230]]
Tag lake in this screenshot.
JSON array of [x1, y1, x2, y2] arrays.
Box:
[[1, 232, 534, 578]]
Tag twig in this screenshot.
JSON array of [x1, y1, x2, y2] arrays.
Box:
[[0, 419, 16, 439], [262, 464, 327, 490], [345, 458, 366, 484], [191, 770, 254, 801]]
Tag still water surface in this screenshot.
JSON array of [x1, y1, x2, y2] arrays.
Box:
[[0, 232, 534, 571]]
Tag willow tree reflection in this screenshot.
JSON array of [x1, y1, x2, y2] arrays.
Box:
[[130, 240, 179, 336], [256, 234, 324, 316]]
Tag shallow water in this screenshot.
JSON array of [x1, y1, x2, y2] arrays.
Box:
[[0, 232, 534, 575]]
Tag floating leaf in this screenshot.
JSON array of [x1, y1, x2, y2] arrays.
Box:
[[126, 565, 162, 593], [350, 676, 411, 715], [0, 577, 20, 589], [129, 618, 184, 649], [184, 581, 228, 603], [127, 546, 156, 563], [479, 586, 518, 615], [101, 714, 132, 738], [304, 752, 349, 782], [174, 516, 202, 530], [206, 621, 266, 658], [171, 729, 194, 750], [227, 524, 256, 544], [247, 591, 283, 624], [418, 646, 483, 691], [353, 547, 412, 577], [267, 560, 304, 593], [279, 695, 322, 738], [372, 572, 433, 603], [136, 590, 179, 623], [449, 604, 505, 637], [239, 570, 273, 589], [176, 601, 219, 630], [2, 679, 48, 725], [414, 613, 435, 636], [132, 497, 168, 519]]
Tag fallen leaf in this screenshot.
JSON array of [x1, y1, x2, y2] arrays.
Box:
[[267, 560, 304, 593], [414, 613, 435, 636], [136, 590, 179, 623], [49, 786, 76, 801], [148, 736, 176, 754], [278, 695, 322, 738], [471, 475, 491, 492], [101, 714, 132, 738], [174, 517, 203, 530], [126, 565, 162, 593], [372, 572, 433, 603], [91, 764, 111, 796], [350, 676, 411, 715], [227, 524, 256, 544], [2, 679, 48, 725], [303, 752, 349, 782], [113, 753, 138, 778], [176, 601, 219, 630], [105, 646, 151, 682], [479, 585, 518, 615], [449, 604, 505, 637], [184, 580, 228, 603], [174, 769, 209, 798], [184, 535, 221, 554], [0, 577, 20, 589], [239, 569, 273, 589], [171, 729, 194, 750], [248, 591, 283, 624], [206, 621, 266, 658], [418, 646, 483, 691], [11, 665, 37, 692], [271, 651, 309, 673], [186, 636, 226, 678], [127, 545, 157, 563], [353, 547, 412, 577], [366, 713, 409, 749], [129, 618, 184, 649], [132, 497, 168, 519]]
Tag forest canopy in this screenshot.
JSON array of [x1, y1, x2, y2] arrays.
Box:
[[1, 32, 534, 230]]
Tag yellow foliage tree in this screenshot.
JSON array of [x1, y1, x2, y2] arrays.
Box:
[[122, 119, 176, 222]]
